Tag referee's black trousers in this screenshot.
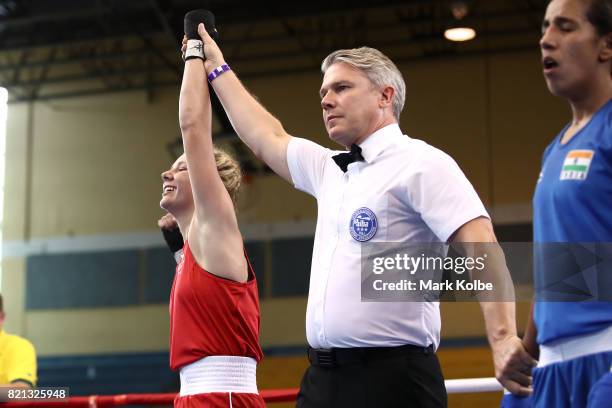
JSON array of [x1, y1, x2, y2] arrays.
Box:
[[296, 345, 447, 408]]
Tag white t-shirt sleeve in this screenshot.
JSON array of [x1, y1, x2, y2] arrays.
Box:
[[409, 148, 490, 242], [287, 137, 330, 198]]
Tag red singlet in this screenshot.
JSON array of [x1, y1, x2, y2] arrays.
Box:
[[169, 241, 263, 371]]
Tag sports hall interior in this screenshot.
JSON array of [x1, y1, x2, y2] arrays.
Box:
[[0, 1, 565, 406]]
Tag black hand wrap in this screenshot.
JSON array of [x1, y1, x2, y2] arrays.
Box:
[[161, 227, 184, 254], [184, 9, 219, 41]]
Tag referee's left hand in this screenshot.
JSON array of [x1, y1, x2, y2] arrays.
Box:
[[493, 335, 537, 396]]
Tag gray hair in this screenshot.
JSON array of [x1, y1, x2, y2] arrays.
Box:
[[321, 47, 406, 121]]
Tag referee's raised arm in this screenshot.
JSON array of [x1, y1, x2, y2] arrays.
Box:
[[193, 24, 292, 183]]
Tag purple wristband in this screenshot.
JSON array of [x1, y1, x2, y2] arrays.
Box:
[[208, 64, 231, 82]]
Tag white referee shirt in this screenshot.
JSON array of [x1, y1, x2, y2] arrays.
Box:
[[287, 123, 489, 350]]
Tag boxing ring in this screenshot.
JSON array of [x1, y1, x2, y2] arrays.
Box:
[[0, 377, 503, 406]]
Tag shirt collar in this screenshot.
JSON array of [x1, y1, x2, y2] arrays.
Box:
[[356, 123, 403, 163]]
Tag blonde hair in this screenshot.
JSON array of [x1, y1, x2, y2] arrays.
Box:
[[321, 47, 406, 121], [213, 147, 242, 205]]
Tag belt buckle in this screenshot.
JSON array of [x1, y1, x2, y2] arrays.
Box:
[[311, 348, 335, 368]]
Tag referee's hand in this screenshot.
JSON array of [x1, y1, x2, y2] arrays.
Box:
[[493, 335, 538, 396], [196, 23, 226, 75]]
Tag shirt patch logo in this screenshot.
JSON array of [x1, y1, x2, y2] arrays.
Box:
[[560, 150, 595, 181], [350, 207, 378, 242]]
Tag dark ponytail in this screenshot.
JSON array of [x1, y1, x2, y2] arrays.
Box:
[[586, 0, 612, 36]]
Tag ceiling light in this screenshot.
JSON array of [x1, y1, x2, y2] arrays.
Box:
[[444, 1, 476, 42], [444, 27, 476, 42]]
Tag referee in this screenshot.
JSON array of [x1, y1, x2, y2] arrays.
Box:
[[191, 24, 535, 407]]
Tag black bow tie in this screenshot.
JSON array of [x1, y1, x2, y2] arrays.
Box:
[[332, 144, 364, 172]]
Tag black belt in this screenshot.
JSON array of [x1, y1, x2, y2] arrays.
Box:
[[308, 344, 434, 368]]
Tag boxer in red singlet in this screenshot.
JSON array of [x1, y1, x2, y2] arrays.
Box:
[[159, 17, 265, 408]]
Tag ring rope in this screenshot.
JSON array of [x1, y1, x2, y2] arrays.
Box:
[[0, 377, 505, 407]]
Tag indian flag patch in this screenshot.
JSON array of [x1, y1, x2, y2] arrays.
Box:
[[560, 150, 595, 181]]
